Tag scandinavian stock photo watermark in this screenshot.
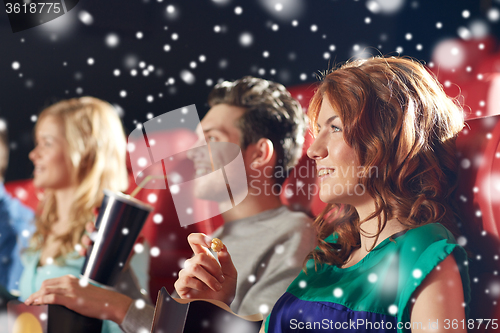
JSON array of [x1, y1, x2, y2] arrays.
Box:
[[248, 164, 379, 199]]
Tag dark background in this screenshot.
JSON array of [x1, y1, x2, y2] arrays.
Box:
[[0, 0, 497, 181]]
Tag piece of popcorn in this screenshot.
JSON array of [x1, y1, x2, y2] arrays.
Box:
[[211, 238, 223, 252]]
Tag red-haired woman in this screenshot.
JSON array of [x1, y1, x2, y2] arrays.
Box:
[[175, 56, 470, 332]]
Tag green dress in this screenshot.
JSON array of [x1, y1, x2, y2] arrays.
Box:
[[265, 223, 471, 332]]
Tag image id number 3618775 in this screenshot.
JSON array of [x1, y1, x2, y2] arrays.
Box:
[[444, 319, 498, 330], [5, 2, 61, 14]]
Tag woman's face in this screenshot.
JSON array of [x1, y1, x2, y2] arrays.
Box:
[[29, 115, 75, 190], [307, 97, 369, 205]]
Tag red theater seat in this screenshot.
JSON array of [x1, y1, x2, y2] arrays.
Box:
[[430, 36, 500, 120], [4, 179, 39, 211]]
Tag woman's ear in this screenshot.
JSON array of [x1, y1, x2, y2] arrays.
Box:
[[250, 138, 274, 168]]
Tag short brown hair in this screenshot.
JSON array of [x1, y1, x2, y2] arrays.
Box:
[[208, 76, 306, 185]]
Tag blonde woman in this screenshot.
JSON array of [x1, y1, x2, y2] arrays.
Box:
[[20, 97, 145, 333]]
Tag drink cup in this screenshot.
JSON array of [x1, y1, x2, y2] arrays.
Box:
[[81, 189, 153, 286]]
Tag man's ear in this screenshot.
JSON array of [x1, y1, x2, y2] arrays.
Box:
[[250, 138, 274, 168]]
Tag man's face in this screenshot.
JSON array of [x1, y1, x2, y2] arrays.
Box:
[[188, 103, 246, 201]]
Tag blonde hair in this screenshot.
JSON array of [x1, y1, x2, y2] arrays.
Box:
[[32, 97, 129, 259]]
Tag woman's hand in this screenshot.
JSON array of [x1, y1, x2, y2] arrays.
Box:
[[174, 233, 237, 307], [77, 222, 95, 257], [24, 275, 132, 325]]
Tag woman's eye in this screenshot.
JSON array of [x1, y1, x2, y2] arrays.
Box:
[[208, 136, 217, 142], [330, 125, 341, 132]]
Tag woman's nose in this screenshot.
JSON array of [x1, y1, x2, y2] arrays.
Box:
[[29, 146, 38, 162], [307, 134, 328, 161]]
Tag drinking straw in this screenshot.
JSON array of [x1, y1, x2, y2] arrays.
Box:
[[130, 174, 169, 198]]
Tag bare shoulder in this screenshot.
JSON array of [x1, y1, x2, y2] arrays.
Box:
[[410, 254, 466, 332]]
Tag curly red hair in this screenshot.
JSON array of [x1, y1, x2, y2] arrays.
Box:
[[307, 56, 465, 267]]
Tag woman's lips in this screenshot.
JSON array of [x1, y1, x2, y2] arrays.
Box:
[[317, 168, 335, 180], [33, 166, 44, 175]]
